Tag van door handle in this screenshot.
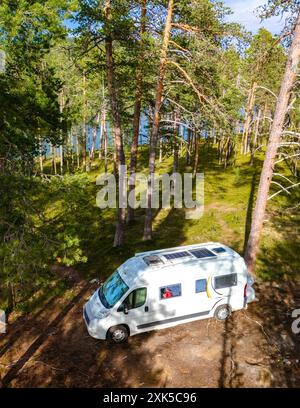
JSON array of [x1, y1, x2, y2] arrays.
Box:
[[145, 306, 149, 312]]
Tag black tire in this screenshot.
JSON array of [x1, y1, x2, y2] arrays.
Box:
[[107, 325, 129, 344], [214, 305, 231, 321]]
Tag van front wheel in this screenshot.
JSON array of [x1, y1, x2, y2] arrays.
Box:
[[214, 305, 231, 321], [107, 325, 129, 343]]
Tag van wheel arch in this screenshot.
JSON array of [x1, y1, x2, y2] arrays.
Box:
[[122, 324, 130, 336]]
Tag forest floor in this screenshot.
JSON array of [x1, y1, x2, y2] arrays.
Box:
[[1, 145, 300, 387], [0, 274, 300, 387]]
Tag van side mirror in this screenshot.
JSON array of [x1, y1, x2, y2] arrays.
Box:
[[117, 304, 129, 314]]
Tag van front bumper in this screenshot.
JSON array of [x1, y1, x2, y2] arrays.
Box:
[[83, 303, 107, 340]]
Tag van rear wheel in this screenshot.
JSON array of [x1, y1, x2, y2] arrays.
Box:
[[107, 325, 129, 343], [214, 305, 231, 321]]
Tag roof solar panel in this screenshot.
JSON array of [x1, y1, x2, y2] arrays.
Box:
[[164, 251, 191, 260], [212, 247, 226, 254], [190, 248, 216, 259]]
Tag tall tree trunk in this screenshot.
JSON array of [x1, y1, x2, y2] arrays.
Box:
[[98, 120, 103, 160], [66, 129, 71, 173], [173, 137, 179, 172], [91, 123, 97, 160], [128, 0, 147, 224], [104, 0, 126, 247], [193, 131, 199, 177], [218, 130, 224, 164], [224, 137, 231, 169], [250, 107, 261, 166], [82, 72, 87, 172], [234, 73, 241, 140], [159, 136, 163, 163], [70, 127, 74, 171], [39, 137, 43, 175], [75, 131, 80, 170], [51, 144, 57, 175], [173, 109, 179, 173], [103, 115, 108, 173], [87, 149, 91, 173], [245, 11, 300, 275], [59, 145, 63, 175], [59, 88, 65, 175], [180, 133, 183, 157], [186, 128, 191, 165], [260, 101, 268, 146], [190, 130, 194, 155], [212, 128, 217, 145], [99, 109, 108, 171], [99, 109, 104, 160], [143, 0, 174, 240], [242, 82, 256, 154], [87, 125, 91, 173]]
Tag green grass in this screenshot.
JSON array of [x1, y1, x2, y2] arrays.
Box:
[[41, 146, 299, 279], [15, 142, 299, 315]]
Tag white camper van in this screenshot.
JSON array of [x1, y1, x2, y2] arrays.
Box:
[[83, 242, 255, 343]]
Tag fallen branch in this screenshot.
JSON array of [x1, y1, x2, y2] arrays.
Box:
[[242, 311, 281, 353], [32, 359, 65, 372]]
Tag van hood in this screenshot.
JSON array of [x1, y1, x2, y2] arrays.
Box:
[[88, 289, 109, 319]]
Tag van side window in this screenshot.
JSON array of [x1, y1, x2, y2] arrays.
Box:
[[195, 279, 207, 293], [214, 273, 237, 289], [122, 288, 147, 310], [160, 284, 181, 299]]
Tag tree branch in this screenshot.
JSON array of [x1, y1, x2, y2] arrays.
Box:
[[268, 182, 300, 201], [166, 59, 228, 122], [171, 22, 201, 33]]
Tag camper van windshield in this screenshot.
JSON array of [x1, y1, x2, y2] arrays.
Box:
[[98, 270, 129, 309]]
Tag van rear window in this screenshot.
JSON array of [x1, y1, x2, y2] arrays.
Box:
[[214, 273, 237, 289]]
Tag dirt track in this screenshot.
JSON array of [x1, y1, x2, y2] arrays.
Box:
[[0, 279, 300, 388]]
